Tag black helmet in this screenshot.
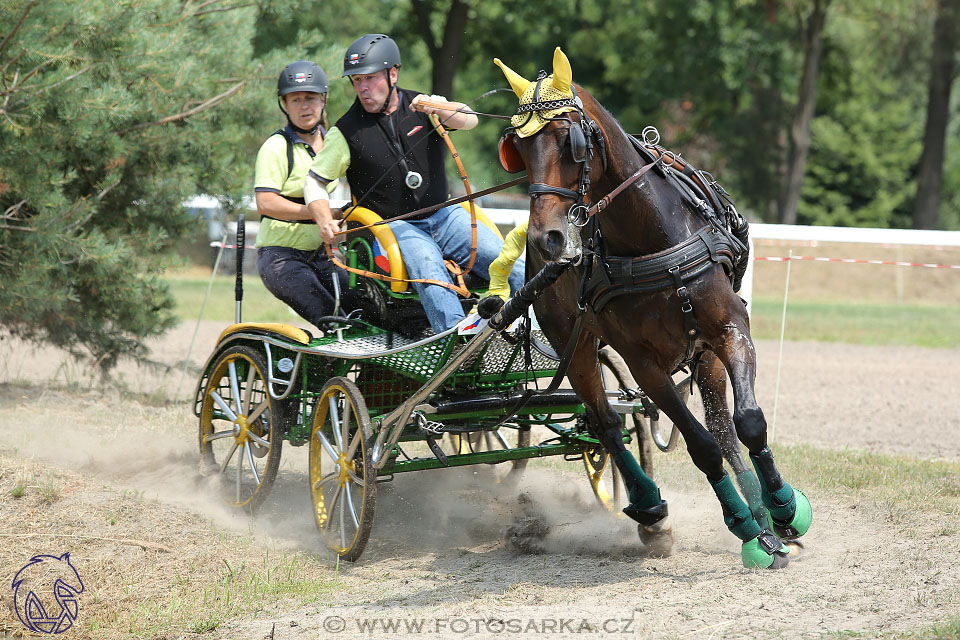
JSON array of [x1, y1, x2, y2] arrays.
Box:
[[342, 34, 401, 77], [277, 60, 328, 97]]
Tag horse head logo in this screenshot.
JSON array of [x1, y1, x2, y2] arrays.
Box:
[[11, 553, 84, 635]]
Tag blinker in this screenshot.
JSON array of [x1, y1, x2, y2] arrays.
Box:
[[498, 133, 525, 174], [569, 122, 586, 164]]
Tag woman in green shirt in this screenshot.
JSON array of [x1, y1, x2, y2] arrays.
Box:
[[254, 61, 366, 329]]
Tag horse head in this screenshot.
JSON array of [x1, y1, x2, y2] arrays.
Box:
[[495, 48, 607, 263]]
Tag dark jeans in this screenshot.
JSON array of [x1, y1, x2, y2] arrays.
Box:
[[257, 246, 365, 329]]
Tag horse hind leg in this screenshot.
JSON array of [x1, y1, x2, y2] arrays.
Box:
[[716, 326, 813, 544], [696, 352, 768, 529], [566, 342, 673, 556], [631, 361, 788, 569]]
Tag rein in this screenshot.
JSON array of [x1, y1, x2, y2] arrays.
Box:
[[336, 176, 527, 235]]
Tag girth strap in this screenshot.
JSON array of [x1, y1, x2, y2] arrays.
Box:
[[585, 226, 737, 313]]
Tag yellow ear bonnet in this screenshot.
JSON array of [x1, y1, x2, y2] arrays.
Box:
[[495, 47, 577, 138]]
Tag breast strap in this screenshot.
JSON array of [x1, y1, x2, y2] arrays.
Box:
[[585, 226, 737, 313]]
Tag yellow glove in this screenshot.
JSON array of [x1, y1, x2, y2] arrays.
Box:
[[487, 219, 528, 302]]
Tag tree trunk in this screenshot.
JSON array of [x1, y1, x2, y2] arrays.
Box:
[[913, 0, 958, 230], [410, 0, 470, 98], [778, 0, 830, 225]]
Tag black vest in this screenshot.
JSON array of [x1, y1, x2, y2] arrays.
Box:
[[335, 89, 449, 219]]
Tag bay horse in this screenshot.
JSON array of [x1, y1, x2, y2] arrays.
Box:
[[493, 48, 811, 568]]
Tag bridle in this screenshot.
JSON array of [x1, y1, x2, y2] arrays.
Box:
[[498, 75, 607, 228]]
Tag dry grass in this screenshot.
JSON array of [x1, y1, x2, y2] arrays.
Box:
[[0, 453, 341, 639]]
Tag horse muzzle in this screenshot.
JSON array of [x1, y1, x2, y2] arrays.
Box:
[[533, 222, 582, 263]]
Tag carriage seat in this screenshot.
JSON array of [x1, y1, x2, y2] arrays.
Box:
[[344, 205, 504, 294]]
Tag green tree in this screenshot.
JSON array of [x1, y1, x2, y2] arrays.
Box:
[[912, 0, 958, 229], [797, 0, 935, 228], [0, 0, 268, 372]]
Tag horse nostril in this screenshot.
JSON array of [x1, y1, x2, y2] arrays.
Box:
[[539, 229, 567, 258]]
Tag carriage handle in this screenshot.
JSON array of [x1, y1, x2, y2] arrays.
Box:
[[370, 259, 575, 469]]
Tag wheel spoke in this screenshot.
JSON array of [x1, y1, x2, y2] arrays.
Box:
[[325, 485, 342, 527], [328, 395, 343, 450], [245, 443, 260, 486], [315, 429, 340, 463], [211, 391, 238, 422], [248, 430, 271, 449], [248, 399, 269, 424], [205, 428, 235, 443], [242, 366, 256, 416], [345, 429, 362, 460], [344, 484, 360, 528], [219, 441, 239, 474], [340, 401, 352, 456], [314, 471, 338, 492], [339, 491, 347, 548], [236, 440, 243, 502], [228, 362, 242, 417], [345, 468, 364, 486]]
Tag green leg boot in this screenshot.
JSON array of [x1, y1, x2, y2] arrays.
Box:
[[750, 447, 812, 540], [741, 530, 790, 569], [735, 469, 768, 529], [710, 473, 789, 569]]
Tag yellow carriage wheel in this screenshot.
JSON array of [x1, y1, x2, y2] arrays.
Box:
[[309, 377, 376, 562], [199, 345, 283, 511], [582, 348, 655, 511]]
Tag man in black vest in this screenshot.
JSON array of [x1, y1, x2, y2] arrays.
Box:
[[304, 34, 524, 332]]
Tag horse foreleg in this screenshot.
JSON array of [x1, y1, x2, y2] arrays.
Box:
[[696, 352, 768, 528], [714, 324, 813, 545], [565, 338, 672, 554]]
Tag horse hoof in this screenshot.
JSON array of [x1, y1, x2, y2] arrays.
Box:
[[637, 518, 674, 558], [784, 539, 805, 559], [741, 530, 790, 569], [770, 488, 812, 540]]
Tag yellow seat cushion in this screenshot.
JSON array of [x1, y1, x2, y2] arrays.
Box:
[[217, 322, 312, 345], [346, 204, 503, 293]]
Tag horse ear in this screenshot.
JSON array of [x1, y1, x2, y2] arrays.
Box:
[[60, 552, 70, 561], [550, 47, 573, 95], [494, 58, 532, 99]]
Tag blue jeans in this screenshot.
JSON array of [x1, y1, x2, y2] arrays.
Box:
[[389, 204, 525, 331]]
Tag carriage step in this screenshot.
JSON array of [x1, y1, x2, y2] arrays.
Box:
[[424, 434, 450, 467]]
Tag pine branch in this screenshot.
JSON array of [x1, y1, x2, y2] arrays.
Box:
[[2, 199, 28, 219], [18, 65, 93, 97], [128, 65, 259, 130], [195, 3, 255, 17], [0, 0, 37, 58], [0, 223, 36, 232]]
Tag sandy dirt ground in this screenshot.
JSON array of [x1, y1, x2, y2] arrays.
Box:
[[1, 322, 959, 639]]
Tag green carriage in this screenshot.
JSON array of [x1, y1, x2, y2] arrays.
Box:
[[192, 215, 678, 562]]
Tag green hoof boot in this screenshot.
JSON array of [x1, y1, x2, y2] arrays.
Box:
[[770, 488, 812, 540], [741, 530, 790, 569]]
